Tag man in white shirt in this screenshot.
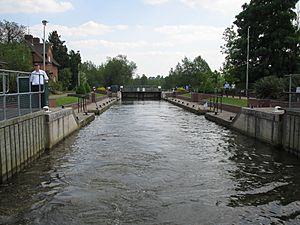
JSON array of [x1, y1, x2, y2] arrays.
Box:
[[30, 63, 49, 107], [30, 63, 49, 92]]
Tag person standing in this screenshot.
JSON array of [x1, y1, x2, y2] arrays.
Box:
[[223, 82, 230, 97], [30, 63, 49, 107]]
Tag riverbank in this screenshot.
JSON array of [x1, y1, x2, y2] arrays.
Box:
[[164, 96, 300, 156]]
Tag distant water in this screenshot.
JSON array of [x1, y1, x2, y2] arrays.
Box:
[[1, 101, 300, 225]]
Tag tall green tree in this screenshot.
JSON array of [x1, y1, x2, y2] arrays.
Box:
[[48, 31, 69, 69], [165, 55, 213, 91], [80, 61, 104, 88], [0, 42, 32, 71], [224, 0, 300, 84], [69, 50, 81, 89], [0, 20, 31, 71], [103, 55, 137, 86]]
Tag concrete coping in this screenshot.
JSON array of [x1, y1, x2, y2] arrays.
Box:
[[0, 111, 45, 129], [45, 108, 74, 122]]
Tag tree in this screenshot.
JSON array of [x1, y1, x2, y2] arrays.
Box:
[[225, 0, 300, 84], [48, 31, 69, 69], [103, 55, 137, 86], [69, 50, 81, 89], [165, 55, 213, 92], [140, 74, 148, 85], [58, 68, 72, 91], [80, 61, 104, 88], [0, 20, 26, 43], [0, 42, 32, 71]]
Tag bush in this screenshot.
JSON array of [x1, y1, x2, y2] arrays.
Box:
[[96, 87, 107, 94], [49, 80, 63, 94], [254, 76, 285, 99], [176, 87, 189, 94], [76, 84, 86, 94], [84, 82, 91, 93]]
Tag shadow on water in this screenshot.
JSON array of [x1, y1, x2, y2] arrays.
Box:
[[1, 101, 300, 224]]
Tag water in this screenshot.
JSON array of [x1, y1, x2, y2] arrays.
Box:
[[1, 101, 300, 225]]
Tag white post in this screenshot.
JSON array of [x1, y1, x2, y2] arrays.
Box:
[[42, 20, 48, 71], [246, 26, 250, 97]]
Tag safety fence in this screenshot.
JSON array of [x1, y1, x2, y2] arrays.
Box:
[[0, 69, 46, 121]]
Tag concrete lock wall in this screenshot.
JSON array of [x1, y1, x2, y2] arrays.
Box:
[[45, 109, 79, 149], [282, 110, 300, 155], [0, 109, 82, 182], [0, 111, 45, 183], [232, 108, 282, 146]]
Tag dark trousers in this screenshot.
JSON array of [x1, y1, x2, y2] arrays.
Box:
[[31, 85, 45, 108]]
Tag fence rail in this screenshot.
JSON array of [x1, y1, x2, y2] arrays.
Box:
[[0, 69, 46, 121]]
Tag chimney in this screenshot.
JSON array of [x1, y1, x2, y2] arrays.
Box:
[[33, 37, 40, 44], [25, 34, 33, 43]]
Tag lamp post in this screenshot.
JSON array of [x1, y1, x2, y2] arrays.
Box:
[[246, 26, 250, 97], [42, 20, 48, 71]]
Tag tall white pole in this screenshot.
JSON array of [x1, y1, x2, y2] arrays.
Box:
[[42, 20, 48, 71], [246, 26, 250, 97]]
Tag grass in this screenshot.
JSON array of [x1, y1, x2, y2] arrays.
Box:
[[55, 93, 106, 107], [221, 97, 248, 107], [56, 96, 79, 106], [182, 92, 191, 97]]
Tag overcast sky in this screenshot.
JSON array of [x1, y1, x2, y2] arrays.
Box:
[[1, 0, 255, 76]]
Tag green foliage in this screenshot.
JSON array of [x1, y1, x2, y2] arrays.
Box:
[[75, 82, 91, 94], [58, 68, 72, 91], [69, 50, 81, 89], [254, 76, 285, 99], [80, 61, 104, 88], [164, 55, 215, 91], [176, 87, 189, 94], [103, 55, 137, 86], [222, 0, 300, 84], [0, 42, 32, 71], [96, 87, 107, 94], [48, 80, 63, 94], [84, 82, 91, 93], [48, 31, 69, 69], [76, 84, 86, 94]]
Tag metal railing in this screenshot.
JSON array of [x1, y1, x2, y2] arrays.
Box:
[[0, 69, 46, 121]]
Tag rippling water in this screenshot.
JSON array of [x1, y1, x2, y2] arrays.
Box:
[[1, 101, 300, 225]]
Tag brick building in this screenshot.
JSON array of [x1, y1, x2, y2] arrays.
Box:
[[25, 35, 60, 81]]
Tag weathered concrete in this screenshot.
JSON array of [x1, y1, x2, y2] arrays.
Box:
[[164, 97, 209, 115], [232, 108, 284, 146], [282, 109, 300, 156], [0, 96, 117, 183], [45, 108, 82, 149], [0, 111, 45, 183]]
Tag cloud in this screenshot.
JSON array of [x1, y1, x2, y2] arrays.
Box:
[[180, 0, 250, 15], [0, 0, 73, 14], [143, 0, 169, 5], [155, 25, 224, 42], [30, 21, 128, 39], [143, 0, 250, 15], [30, 21, 225, 76]]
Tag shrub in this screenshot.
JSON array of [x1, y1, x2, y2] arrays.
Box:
[[254, 76, 285, 99], [176, 87, 188, 94], [76, 84, 86, 94], [84, 82, 91, 93], [96, 87, 107, 94], [49, 80, 63, 94]]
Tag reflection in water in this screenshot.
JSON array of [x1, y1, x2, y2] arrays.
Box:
[[0, 101, 300, 224]]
